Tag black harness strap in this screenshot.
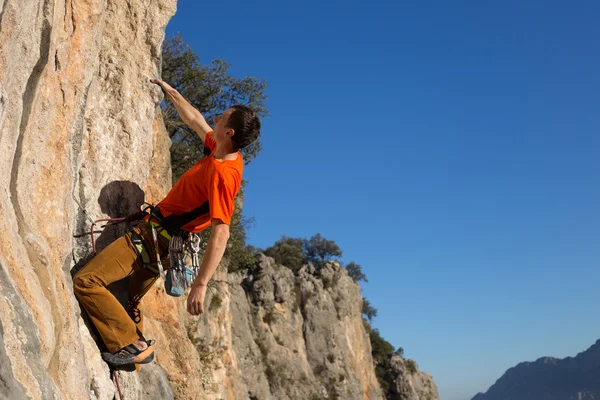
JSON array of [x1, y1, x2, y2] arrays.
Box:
[[151, 202, 209, 237]]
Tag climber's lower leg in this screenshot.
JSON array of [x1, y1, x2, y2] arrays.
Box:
[[127, 262, 161, 331], [73, 230, 152, 354]]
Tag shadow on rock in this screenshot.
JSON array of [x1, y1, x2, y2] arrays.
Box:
[[95, 180, 146, 253], [71, 180, 146, 277]]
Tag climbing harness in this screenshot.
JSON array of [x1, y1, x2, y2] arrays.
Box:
[[84, 203, 202, 400], [88, 203, 202, 296], [85, 203, 203, 398]]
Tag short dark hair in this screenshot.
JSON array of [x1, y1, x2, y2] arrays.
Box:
[[226, 105, 261, 150]]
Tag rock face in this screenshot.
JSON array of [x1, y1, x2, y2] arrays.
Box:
[[0, 1, 438, 399], [385, 355, 439, 400], [0, 0, 176, 398], [223, 256, 382, 400], [472, 339, 600, 400]]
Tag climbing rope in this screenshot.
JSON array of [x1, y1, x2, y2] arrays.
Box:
[[112, 370, 125, 400], [90, 210, 148, 254], [87, 206, 150, 400]]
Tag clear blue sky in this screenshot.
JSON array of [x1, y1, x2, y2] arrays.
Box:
[[166, 1, 600, 399]]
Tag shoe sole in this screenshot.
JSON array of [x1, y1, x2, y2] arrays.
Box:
[[133, 346, 154, 364], [101, 346, 155, 366]]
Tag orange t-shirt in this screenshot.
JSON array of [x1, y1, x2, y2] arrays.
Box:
[[155, 132, 243, 232]]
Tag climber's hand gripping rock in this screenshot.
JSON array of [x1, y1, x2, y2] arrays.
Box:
[[187, 283, 207, 316]]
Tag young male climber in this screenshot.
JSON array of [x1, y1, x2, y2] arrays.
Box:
[[73, 78, 261, 366]]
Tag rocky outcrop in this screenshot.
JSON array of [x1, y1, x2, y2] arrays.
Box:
[[227, 256, 382, 400], [472, 339, 600, 400], [142, 254, 439, 400], [385, 355, 439, 400], [0, 1, 438, 399]]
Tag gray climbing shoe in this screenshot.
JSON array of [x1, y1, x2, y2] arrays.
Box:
[[101, 340, 155, 366]]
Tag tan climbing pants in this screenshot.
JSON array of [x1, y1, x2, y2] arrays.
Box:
[[73, 221, 169, 353]]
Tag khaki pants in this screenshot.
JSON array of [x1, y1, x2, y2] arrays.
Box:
[[73, 221, 169, 353]]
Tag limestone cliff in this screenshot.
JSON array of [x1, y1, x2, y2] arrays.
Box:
[[0, 0, 176, 398], [0, 1, 439, 399]]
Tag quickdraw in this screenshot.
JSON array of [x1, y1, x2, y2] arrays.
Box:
[[164, 233, 201, 297], [89, 210, 147, 255]]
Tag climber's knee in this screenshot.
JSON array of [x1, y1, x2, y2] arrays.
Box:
[[73, 272, 98, 297]]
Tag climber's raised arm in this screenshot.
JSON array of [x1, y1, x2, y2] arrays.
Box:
[[151, 78, 212, 142]]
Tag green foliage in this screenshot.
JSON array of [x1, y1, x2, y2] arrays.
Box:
[[367, 323, 395, 362], [345, 261, 367, 283], [302, 233, 342, 267], [365, 320, 404, 399], [394, 346, 404, 357], [223, 184, 261, 272], [376, 363, 392, 397], [264, 236, 305, 271], [362, 298, 378, 322], [160, 34, 268, 273], [405, 359, 418, 374], [209, 292, 223, 314], [264, 233, 344, 271], [160, 34, 268, 181]]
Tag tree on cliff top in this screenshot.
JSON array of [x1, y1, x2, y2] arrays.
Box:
[[265, 233, 369, 284]]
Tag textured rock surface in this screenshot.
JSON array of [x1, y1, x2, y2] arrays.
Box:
[[0, 1, 438, 399], [386, 355, 439, 400], [0, 0, 176, 398], [223, 256, 383, 400], [472, 339, 600, 400]]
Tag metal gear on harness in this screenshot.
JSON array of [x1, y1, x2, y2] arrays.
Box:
[[189, 233, 201, 280], [163, 233, 201, 297], [150, 224, 166, 277], [87, 203, 203, 296]]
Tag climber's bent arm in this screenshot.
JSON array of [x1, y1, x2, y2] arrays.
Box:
[[193, 219, 230, 287]]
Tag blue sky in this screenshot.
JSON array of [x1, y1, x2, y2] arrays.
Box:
[[166, 1, 600, 399]]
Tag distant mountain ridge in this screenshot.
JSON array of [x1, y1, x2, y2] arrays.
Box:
[[471, 339, 600, 400]]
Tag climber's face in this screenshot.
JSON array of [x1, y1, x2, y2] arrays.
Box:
[[213, 109, 235, 148]]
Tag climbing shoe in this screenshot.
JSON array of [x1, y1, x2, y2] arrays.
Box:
[[101, 340, 155, 366]]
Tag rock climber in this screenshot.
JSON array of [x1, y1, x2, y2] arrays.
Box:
[[73, 78, 261, 366]]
